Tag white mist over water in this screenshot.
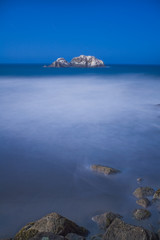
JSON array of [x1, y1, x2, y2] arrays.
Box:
[[0, 74, 160, 238]]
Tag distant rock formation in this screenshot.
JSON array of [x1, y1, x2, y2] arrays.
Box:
[[45, 55, 105, 68]]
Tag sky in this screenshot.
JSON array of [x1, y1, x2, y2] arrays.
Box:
[[0, 0, 160, 64]]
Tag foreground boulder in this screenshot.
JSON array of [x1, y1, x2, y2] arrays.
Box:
[[133, 187, 155, 198], [92, 212, 122, 229], [45, 55, 105, 68], [91, 165, 120, 175], [103, 218, 158, 240], [14, 212, 88, 240], [133, 209, 151, 220]]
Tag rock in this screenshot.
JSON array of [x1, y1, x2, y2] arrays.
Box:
[[90, 234, 103, 240], [153, 189, 160, 199], [70, 55, 104, 68], [14, 212, 88, 240], [102, 218, 158, 240], [91, 165, 120, 175], [46, 55, 105, 68], [29, 232, 64, 240], [133, 209, 151, 220], [92, 212, 122, 229], [136, 198, 150, 208], [133, 187, 155, 198], [48, 58, 70, 68], [137, 178, 143, 183], [65, 233, 85, 240]]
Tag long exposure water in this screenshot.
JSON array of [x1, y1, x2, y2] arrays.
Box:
[[0, 65, 160, 238]]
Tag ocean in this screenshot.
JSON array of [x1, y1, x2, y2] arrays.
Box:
[[0, 64, 160, 238]]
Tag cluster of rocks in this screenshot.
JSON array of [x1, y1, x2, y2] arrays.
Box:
[[3, 210, 160, 240], [44, 55, 105, 68], [2, 164, 160, 240]]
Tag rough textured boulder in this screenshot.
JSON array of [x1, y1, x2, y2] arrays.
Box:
[[133, 209, 151, 220], [14, 212, 88, 240], [48, 58, 70, 68], [29, 232, 64, 240], [70, 55, 104, 68], [153, 189, 160, 199], [102, 218, 158, 240], [92, 212, 122, 229], [136, 198, 150, 208], [133, 187, 155, 198], [65, 233, 85, 240], [91, 165, 120, 175]]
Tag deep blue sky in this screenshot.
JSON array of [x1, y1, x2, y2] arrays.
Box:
[[0, 0, 160, 64]]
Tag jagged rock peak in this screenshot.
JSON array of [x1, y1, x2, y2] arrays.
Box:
[[45, 55, 105, 68]]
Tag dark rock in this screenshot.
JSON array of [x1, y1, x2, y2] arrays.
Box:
[[133, 187, 155, 198], [133, 209, 151, 220], [90, 234, 103, 240], [14, 212, 88, 240], [65, 233, 85, 240], [70, 55, 104, 68], [48, 58, 70, 68], [91, 165, 120, 175], [153, 189, 160, 199], [136, 198, 151, 208], [92, 212, 122, 229], [102, 218, 158, 240], [29, 232, 64, 240]]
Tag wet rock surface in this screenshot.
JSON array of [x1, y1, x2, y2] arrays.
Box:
[[133, 187, 155, 198], [102, 218, 158, 240], [153, 189, 160, 199], [133, 209, 151, 220], [92, 212, 122, 229], [65, 233, 85, 240], [136, 198, 151, 208], [14, 212, 88, 240], [29, 232, 65, 240], [91, 165, 120, 175]]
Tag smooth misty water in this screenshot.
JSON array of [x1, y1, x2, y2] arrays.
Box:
[[0, 65, 160, 238]]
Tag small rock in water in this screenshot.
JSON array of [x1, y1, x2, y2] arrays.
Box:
[[91, 165, 120, 175], [133, 209, 151, 220], [137, 178, 143, 183], [153, 189, 160, 199], [136, 198, 150, 208], [92, 212, 122, 229], [133, 187, 155, 198]]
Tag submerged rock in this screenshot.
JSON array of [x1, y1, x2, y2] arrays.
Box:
[[136, 198, 150, 208], [133, 187, 155, 198], [91, 165, 120, 175], [46, 55, 105, 68], [102, 218, 158, 240], [14, 212, 88, 240], [153, 189, 160, 199], [92, 212, 122, 229], [48, 58, 70, 68], [133, 209, 151, 220], [70, 55, 104, 68], [137, 178, 143, 183]]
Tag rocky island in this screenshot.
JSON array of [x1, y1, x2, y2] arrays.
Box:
[[44, 55, 105, 68]]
